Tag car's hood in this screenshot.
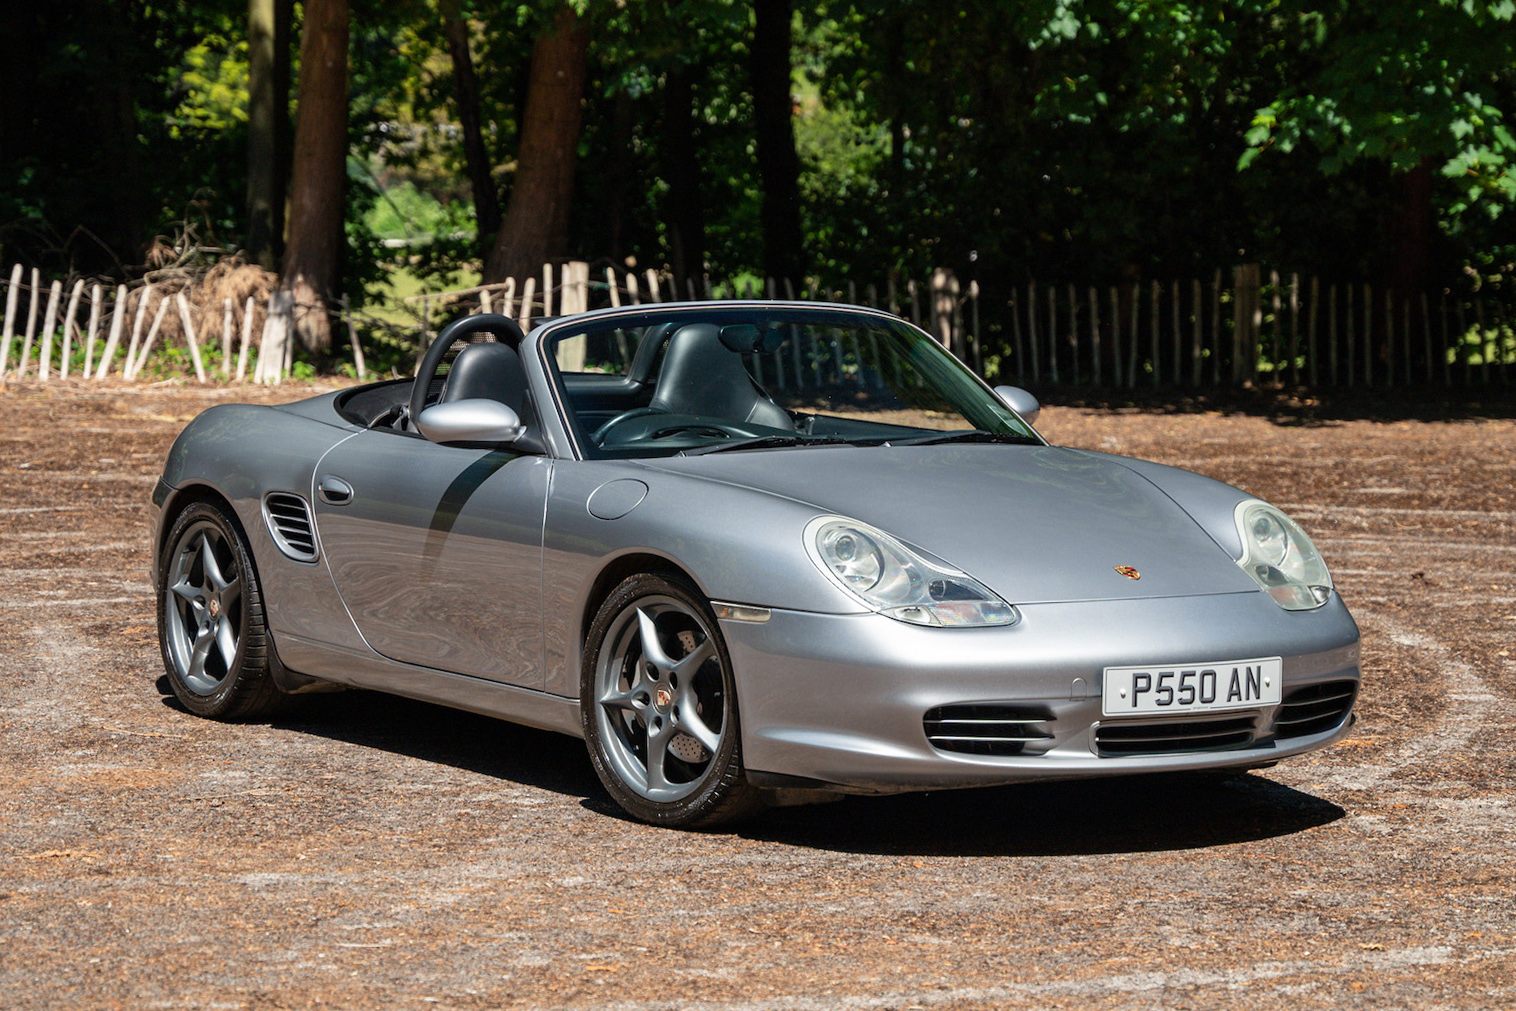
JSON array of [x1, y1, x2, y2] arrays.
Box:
[[639, 445, 1259, 604]]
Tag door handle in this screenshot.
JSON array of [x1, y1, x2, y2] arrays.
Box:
[[318, 476, 354, 505]]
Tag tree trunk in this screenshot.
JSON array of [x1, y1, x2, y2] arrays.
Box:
[[440, 0, 502, 247], [281, 0, 349, 352], [247, 0, 292, 268], [1389, 159, 1435, 294], [483, 6, 589, 285], [751, 0, 804, 284], [661, 64, 706, 282]]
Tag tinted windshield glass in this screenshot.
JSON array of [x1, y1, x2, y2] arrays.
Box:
[[544, 307, 1039, 459]]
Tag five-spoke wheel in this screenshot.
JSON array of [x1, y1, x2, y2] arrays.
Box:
[[157, 501, 282, 719], [582, 573, 761, 827]]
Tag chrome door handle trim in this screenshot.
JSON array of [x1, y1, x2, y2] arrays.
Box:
[[318, 476, 354, 505]]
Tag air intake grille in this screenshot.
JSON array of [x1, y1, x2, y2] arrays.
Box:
[[1274, 680, 1357, 739], [924, 704, 1054, 756], [264, 492, 318, 562], [1095, 715, 1257, 756]]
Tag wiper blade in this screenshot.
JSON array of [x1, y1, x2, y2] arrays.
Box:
[[681, 435, 850, 456], [886, 430, 1041, 447]]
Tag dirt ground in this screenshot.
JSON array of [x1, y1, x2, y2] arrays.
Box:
[[1, 377, 1513, 1011]]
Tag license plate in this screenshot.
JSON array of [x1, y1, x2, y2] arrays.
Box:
[[1102, 657, 1283, 716]]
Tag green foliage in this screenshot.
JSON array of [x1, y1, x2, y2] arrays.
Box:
[[6, 0, 1515, 301]]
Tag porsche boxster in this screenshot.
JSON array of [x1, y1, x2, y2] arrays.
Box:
[[153, 302, 1360, 827]]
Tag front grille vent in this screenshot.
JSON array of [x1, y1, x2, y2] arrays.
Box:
[[1274, 680, 1357, 739], [264, 492, 318, 562], [924, 704, 1054, 756], [1095, 715, 1257, 756]]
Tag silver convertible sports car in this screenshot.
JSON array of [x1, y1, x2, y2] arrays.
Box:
[[153, 302, 1360, 827]]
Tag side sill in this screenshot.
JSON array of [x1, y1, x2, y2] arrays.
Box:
[[274, 632, 583, 738]]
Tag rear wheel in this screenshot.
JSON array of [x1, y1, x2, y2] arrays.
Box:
[[581, 573, 762, 828], [157, 501, 283, 720]]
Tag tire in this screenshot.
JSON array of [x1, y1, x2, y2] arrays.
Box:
[[581, 573, 763, 828], [157, 500, 284, 720]]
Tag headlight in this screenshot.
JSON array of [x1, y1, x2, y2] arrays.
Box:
[[1234, 501, 1332, 610], [805, 516, 1019, 627]]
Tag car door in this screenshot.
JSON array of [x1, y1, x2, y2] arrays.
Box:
[[311, 430, 552, 689]]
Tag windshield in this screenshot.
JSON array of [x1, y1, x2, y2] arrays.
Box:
[[543, 306, 1040, 459]]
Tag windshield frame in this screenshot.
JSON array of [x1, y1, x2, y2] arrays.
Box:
[[533, 301, 1045, 461]]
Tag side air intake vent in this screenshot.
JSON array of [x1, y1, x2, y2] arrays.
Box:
[[263, 492, 318, 562]]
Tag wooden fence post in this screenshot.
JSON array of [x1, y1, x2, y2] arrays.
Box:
[[1150, 279, 1161, 386], [1370, 284, 1382, 388], [129, 296, 171, 381], [1110, 286, 1123, 387], [1231, 264, 1260, 385], [95, 285, 127, 379], [1191, 278, 1203, 387], [1027, 282, 1040, 385], [1308, 276, 1320, 387], [17, 269, 42, 378], [38, 280, 63, 381], [1209, 269, 1221, 385], [968, 280, 982, 374], [518, 278, 536, 329], [83, 284, 103, 378], [124, 288, 151, 378], [342, 294, 365, 380], [220, 298, 234, 376], [1345, 284, 1356, 388], [1047, 283, 1059, 384], [176, 292, 208, 383], [1063, 284, 1077, 383], [237, 296, 255, 381], [1288, 274, 1300, 386], [59, 279, 84, 379], [930, 268, 953, 348], [1089, 286, 1101, 386], [1129, 281, 1140, 389], [0, 264, 21, 376]]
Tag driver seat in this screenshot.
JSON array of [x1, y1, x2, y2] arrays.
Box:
[[439, 341, 529, 416], [649, 323, 792, 430]]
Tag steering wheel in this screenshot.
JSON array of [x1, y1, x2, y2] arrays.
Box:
[[591, 407, 667, 445], [593, 409, 758, 447], [408, 313, 527, 428]]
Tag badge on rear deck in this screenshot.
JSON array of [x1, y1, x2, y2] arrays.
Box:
[[1114, 565, 1141, 580]]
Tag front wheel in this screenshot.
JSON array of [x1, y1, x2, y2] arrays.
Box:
[[581, 573, 762, 828], [157, 501, 284, 720]]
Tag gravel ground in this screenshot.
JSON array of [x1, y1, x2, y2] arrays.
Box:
[[1, 378, 1513, 1010]]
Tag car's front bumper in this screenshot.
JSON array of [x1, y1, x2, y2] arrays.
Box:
[[721, 591, 1360, 793]]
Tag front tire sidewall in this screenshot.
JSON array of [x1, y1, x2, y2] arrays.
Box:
[[581, 573, 757, 828]]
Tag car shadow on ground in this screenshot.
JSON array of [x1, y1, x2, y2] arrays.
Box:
[[156, 680, 1342, 854], [155, 678, 603, 802], [736, 773, 1345, 857]]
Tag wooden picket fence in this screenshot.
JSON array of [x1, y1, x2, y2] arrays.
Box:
[[0, 260, 980, 387], [406, 262, 985, 372], [1003, 268, 1515, 389], [0, 263, 378, 386], [4, 258, 1510, 389]]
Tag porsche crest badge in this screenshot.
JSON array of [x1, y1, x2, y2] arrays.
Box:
[[1114, 565, 1141, 580]]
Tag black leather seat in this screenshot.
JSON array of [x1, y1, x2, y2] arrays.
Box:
[[649, 323, 792, 430], [439, 341, 529, 416]]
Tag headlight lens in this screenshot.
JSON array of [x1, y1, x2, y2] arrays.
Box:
[[806, 516, 1018, 627], [1235, 501, 1332, 610]]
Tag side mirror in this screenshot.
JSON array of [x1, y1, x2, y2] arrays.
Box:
[[416, 399, 527, 446], [993, 385, 1041, 427]]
